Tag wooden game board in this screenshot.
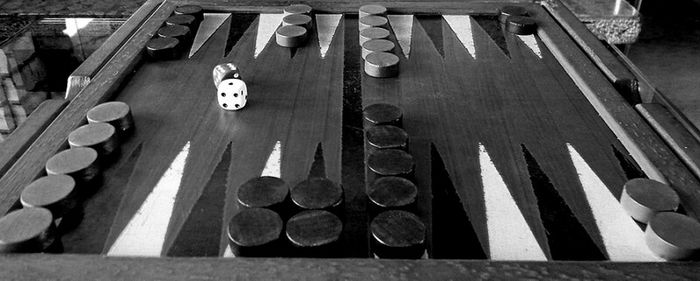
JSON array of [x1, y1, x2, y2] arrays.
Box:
[[1, 0, 700, 279]]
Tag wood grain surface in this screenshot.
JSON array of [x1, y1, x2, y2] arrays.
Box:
[[60, 11, 345, 256], [176, 0, 506, 14], [1, 254, 700, 280], [0, 99, 67, 177], [637, 103, 700, 179], [2, 0, 700, 278], [0, 1, 177, 215]]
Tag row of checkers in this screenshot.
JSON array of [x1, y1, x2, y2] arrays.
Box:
[[146, 5, 204, 60], [363, 103, 426, 259], [356, 4, 539, 79], [215, 103, 425, 259], [0, 101, 134, 253], [359, 101, 700, 260], [143, 4, 539, 61], [275, 4, 315, 48], [359, 101, 700, 261], [228, 115, 700, 260], [357, 5, 399, 78]]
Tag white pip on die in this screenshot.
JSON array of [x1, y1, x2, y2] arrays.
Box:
[[213, 63, 247, 110], [217, 79, 247, 110]]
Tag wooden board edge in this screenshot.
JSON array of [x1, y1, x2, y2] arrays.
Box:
[[535, 6, 700, 219], [170, 0, 515, 14], [541, 0, 640, 104], [0, 17, 37, 47], [0, 99, 67, 177], [605, 43, 700, 143], [65, 76, 91, 100], [636, 103, 700, 180], [64, 0, 166, 100], [0, 1, 178, 214], [1, 254, 699, 280]]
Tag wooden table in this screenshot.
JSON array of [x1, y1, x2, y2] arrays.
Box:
[[1, 0, 700, 279]]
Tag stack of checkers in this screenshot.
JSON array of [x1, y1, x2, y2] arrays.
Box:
[[228, 176, 344, 257], [146, 5, 204, 60], [619, 178, 700, 260], [498, 5, 538, 35], [362, 103, 426, 259], [358, 4, 398, 78], [276, 4, 313, 48], [0, 101, 135, 253]]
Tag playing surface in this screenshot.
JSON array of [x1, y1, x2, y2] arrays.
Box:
[[28, 9, 668, 261]]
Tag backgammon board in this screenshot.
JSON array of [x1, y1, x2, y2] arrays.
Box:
[[1, 0, 700, 279]]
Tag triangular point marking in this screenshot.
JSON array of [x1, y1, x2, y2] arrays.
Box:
[[189, 13, 231, 58], [0, 49, 8, 76], [567, 144, 662, 261], [443, 15, 476, 59], [255, 14, 285, 58], [261, 141, 282, 177], [107, 142, 191, 256], [223, 140, 282, 257], [223, 245, 235, 257], [517, 35, 542, 59], [316, 14, 342, 58], [387, 15, 413, 59], [479, 143, 547, 261]]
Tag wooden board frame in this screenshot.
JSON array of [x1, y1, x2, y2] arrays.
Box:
[[64, 0, 166, 100], [1, 1, 700, 278], [542, 0, 700, 182]]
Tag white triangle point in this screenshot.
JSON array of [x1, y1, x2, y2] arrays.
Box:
[[261, 141, 282, 178], [387, 15, 413, 59], [223, 245, 235, 257], [0, 49, 8, 76], [567, 143, 662, 261], [107, 141, 191, 256], [255, 14, 285, 58], [189, 13, 231, 58], [479, 143, 547, 261], [517, 35, 542, 59], [316, 14, 342, 58], [443, 15, 476, 59]]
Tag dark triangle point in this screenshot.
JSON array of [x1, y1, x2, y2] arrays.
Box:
[[521, 144, 606, 261], [167, 142, 232, 257], [308, 142, 326, 178], [472, 15, 510, 59], [289, 47, 299, 59], [611, 145, 647, 180], [224, 13, 258, 57], [416, 15, 445, 59], [431, 144, 487, 259]]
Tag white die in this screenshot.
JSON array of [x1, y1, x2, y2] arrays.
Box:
[[217, 78, 248, 110]]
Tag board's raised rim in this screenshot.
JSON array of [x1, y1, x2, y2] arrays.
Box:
[[1, 254, 700, 280], [0, 0, 178, 214], [65, 0, 167, 100], [537, 2, 700, 220]]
